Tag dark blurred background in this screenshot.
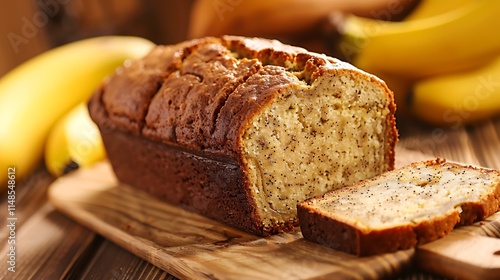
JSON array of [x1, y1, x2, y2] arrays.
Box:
[[0, 0, 195, 77]]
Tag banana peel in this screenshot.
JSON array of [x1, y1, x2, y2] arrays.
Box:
[[45, 103, 105, 177], [410, 56, 500, 127]]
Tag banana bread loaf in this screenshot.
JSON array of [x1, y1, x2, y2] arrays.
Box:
[[88, 36, 397, 236], [297, 158, 500, 256]]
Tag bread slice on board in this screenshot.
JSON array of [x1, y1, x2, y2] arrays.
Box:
[[297, 158, 500, 256]]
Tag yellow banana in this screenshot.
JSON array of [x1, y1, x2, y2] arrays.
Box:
[[410, 55, 500, 126], [0, 36, 155, 189], [45, 103, 105, 177], [404, 0, 473, 21], [338, 0, 500, 79]]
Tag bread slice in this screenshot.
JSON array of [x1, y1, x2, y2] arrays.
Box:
[[297, 158, 500, 256], [89, 36, 397, 236]]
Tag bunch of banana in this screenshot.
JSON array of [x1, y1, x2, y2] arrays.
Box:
[[336, 0, 500, 125], [0, 36, 155, 188]]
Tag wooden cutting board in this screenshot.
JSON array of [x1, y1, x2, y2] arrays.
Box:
[[416, 215, 500, 280], [47, 148, 500, 279]]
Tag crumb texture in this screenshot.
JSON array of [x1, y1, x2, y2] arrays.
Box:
[[242, 71, 393, 229], [317, 160, 499, 228], [298, 159, 500, 255]]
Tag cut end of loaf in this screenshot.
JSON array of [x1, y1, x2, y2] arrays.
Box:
[[297, 158, 500, 256], [242, 68, 396, 234]]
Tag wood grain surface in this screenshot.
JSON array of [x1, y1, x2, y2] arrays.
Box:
[[46, 147, 500, 280], [47, 156, 428, 280], [416, 214, 500, 280], [2, 117, 500, 279]]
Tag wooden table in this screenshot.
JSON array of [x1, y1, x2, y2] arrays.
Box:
[[1, 116, 499, 280]]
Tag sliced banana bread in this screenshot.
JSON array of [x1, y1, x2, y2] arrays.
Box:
[[89, 36, 397, 236], [297, 158, 500, 256]]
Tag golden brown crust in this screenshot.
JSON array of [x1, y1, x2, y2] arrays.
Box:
[[89, 36, 398, 236], [297, 158, 500, 256]]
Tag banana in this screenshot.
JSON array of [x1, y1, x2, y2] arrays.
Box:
[[45, 102, 105, 177], [338, 0, 500, 80], [410, 55, 500, 126], [404, 0, 473, 21], [0, 36, 155, 188]]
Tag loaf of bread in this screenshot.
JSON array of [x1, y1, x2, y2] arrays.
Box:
[[297, 158, 500, 256], [88, 36, 397, 236]]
